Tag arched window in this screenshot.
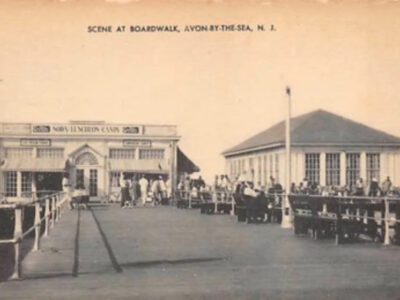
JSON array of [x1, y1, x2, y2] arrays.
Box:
[[75, 152, 98, 166]]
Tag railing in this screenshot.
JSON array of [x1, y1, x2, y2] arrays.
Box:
[[0, 191, 69, 280], [289, 194, 400, 245], [176, 189, 284, 222]]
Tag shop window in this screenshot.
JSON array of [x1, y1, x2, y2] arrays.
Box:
[[5, 148, 32, 158], [5, 171, 17, 197], [76, 169, 84, 188], [305, 153, 320, 184], [89, 169, 98, 197], [37, 148, 64, 159], [326, 153, 340, 186], [366, 153, 380, 184], [346, 153, 360, 187], [110, 172, 121, 187], [139, 149, 164, 159], [21, 172, 32, 196], [109, 148, 135, 159]]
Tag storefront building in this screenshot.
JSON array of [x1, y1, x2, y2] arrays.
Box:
[[0, 121, 180, 202], [223, 110, 400, 189]]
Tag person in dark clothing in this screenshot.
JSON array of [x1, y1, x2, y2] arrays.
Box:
[[130, 176, 141, 206], [121, 179, 131, 208], [368, 178, 380, 197]]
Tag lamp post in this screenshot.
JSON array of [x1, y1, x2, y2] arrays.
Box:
[[281, 86, 292, 228]]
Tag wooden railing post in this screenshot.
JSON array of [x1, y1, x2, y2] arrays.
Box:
[[33, 202, 41, 251], [57, 194, 61, 220], [230, 193, 235, 216], [335, 203, 343, 245], [45, 197, 50, 237], [51, 196, 56, 228], [55, 195, 59, 223], [11, 206, 23, 280], [384, 198, 391, 246], [214, 192, 218, 214]]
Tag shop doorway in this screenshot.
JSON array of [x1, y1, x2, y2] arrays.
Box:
[[76, 168, 98, 197], [35, 172, 63, 198], [74, 151, 100, 200]]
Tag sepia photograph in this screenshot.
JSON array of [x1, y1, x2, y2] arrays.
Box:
[[1, 0, 400, 298]]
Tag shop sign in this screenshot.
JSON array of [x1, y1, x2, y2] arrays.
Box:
[[31, 124, 143, 136], [123, 140, 152, 147], [20, 138, 51, 147]]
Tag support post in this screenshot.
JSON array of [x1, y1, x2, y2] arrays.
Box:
[[335, 203, 343, 245], [11, 207, 23, 280], [282, 86, 292, 228], [51, 196, 56, 228], [188, 193, 192, 209], [231, 193, 235, 216], [33, 201, 41, 251], [45, 197, 50, 237], [57, 194, 61, 220], [213, 192, 218, 214], [55, 195, 59, 223], [384, 198, 391, 245]]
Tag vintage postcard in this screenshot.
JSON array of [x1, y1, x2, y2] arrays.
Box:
[[0, 0, 400, 299]]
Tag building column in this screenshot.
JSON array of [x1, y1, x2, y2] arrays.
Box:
[[360, 152, 367, 181], [320, 152, 326, 187], [340, 152, 346, 186], [297, 152, 304, 184], [17, 171, 22, 197], [394, 152, 399, 186], [170, 141, 178, 196], [380, 152, 387, 184]]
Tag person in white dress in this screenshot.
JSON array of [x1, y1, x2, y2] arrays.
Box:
[[139, 175, 149, 205]]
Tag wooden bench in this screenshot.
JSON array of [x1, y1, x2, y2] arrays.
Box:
[[289, 195, 400, 244]]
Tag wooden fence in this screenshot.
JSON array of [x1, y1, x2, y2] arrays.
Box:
[[0, 191, 69, 280]]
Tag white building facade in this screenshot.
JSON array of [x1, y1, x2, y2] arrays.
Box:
[[0, 121, 180, 202], [223, 110, 400, 189]]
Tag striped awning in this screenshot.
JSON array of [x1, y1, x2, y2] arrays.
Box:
[[1, 158, 66, 172], [108, 160, 168, 174]]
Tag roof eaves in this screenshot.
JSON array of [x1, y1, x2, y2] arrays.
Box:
[[222, 142, 284, 157]]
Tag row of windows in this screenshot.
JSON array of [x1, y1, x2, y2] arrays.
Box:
[[109, 148, 165, 160], [230, 154, 280, 185], [3, 147, 165, 160], [4, 148, 64, 159], [229, 152, 382, 188], [109, 149, 135, 159], [304, 153, 381, 186]]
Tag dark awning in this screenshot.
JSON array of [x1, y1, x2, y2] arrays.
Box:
[[177, 147, 200, 174]]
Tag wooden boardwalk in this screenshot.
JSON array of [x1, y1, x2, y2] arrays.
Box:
[[1, 204, 400, 299]]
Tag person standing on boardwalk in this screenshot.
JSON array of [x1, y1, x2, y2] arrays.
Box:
[[130, 175, 140, 207], [139, 175, 149, 205], [382, 176, 392, 196], [121, 178, 131, 208]]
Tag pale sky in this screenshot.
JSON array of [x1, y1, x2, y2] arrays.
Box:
[[1, 0, 400, 182]]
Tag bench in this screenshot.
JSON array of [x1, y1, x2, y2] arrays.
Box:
[[289, 195, 400, 244]]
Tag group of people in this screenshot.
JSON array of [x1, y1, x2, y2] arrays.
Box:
[[290, 176, 395, 197], [120, 175, 171, 208]]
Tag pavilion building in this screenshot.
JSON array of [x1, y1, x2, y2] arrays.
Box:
[[222, 109, 400, 189]]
